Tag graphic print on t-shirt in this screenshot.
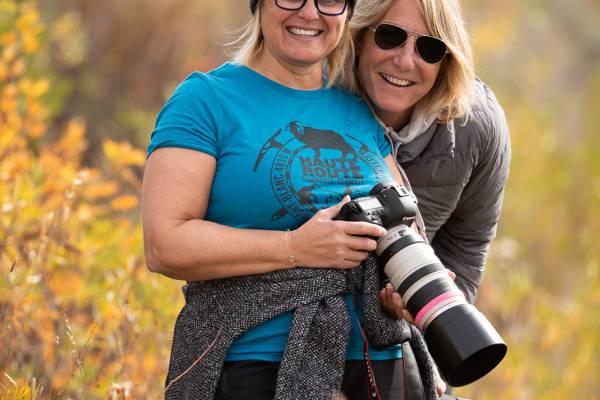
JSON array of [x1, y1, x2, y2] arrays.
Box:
[[254, 121, 389, 222]]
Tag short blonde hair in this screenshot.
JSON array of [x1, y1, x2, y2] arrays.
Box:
[[229, 0, 354, 87], [337, 0, 475, 123]]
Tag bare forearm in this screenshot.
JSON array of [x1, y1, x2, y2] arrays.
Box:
[[145, 219, 290, 281]]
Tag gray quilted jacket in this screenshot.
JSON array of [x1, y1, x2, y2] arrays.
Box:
[[386, 80, 511, 303]]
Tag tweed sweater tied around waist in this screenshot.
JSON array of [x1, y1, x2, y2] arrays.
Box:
[[164, 255, 437, 400]]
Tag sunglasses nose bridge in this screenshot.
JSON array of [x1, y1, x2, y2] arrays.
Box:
[[391, 42, 418, 69], [395, 33, 419, 54]]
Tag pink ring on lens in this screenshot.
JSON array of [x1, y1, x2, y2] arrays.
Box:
[[421, 296, 468, 331], [414, 290, 466, 329]]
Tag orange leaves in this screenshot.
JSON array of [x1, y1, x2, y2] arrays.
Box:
[[110, 195, 139, 211], [55, 118, 87, 158], [103, 139, 146, 168], [85, 180, 120, 199]]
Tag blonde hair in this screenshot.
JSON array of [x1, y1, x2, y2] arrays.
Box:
[[228, 0, 354, 87], [337, 0, 475, 123]]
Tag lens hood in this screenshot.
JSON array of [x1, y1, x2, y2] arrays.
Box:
[[425, 304, 507, 386]]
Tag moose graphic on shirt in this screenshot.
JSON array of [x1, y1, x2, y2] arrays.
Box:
[[253, 121, 388, 222]]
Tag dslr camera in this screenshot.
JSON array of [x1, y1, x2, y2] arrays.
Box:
[[337, 183, 507, 386]]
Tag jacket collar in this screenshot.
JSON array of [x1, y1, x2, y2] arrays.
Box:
[[371, 107, 456, 164]]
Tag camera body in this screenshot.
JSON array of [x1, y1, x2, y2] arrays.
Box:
[[336, 183, 418, 229], [337, 183, 507, 387]]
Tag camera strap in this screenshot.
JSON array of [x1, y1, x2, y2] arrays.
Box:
[[349, 278, 382, 400], [358, 323, 382, 400]]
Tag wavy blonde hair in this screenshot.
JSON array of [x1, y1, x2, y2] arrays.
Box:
[[229, 0, 354, 87], [336, 0, 475, 123]]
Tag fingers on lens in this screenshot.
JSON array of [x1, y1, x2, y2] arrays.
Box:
[[380, 288, 391, 308], [348, 235, 377, 251], [345, 221, 385, 237]]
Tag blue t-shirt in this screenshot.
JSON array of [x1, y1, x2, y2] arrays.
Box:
[[148, 62, 402, 361]]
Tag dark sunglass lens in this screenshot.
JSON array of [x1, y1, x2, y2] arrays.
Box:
[[417, 36, 447, 63], [374, 24, 408, 50]]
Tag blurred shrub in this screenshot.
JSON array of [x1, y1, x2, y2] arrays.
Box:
[[0, 2, 181, 398], [455, 1, 600, 398]]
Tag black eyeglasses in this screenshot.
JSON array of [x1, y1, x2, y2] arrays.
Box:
[[276, 0, 349, 16], [370, 23, 448, 64]]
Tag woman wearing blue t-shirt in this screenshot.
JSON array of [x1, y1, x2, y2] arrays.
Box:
[[142, 1, 440, 399]]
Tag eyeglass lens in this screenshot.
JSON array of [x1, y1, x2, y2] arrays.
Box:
[[276, 0, 348, 16], [373, 24, 447, 64]]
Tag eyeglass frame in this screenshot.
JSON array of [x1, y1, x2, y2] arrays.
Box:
[[369, 22, 449, 64], [275, 0, 349, 17]]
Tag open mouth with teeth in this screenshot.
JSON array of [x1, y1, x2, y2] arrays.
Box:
[[287, 27, 322, 37], [381, 73, 414, 88]]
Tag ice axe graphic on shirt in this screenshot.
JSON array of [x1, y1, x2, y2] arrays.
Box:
[[253, 128, 284, 172]]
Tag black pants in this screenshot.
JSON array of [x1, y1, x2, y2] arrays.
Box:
[[215, 342, 426, 400]]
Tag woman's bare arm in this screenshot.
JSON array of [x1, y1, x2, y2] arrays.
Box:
[[142, 147, 387, 281]]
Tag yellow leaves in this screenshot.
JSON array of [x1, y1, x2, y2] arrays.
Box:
[[19, 77, 49, 98], [103, 139, 146, 168], [110, 195, 139, 211], [0, 2, 162, 398], [2, 42, 16, 62], [0, 83, 18, 116], [21, 29, 39, 54], [15, 4, 40, 32], [54, 118, 87, 157], [15, 3, 42, 55]]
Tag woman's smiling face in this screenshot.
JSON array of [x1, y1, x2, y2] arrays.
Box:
[[358, 0, 442, 129], [260, 0, 348, 69]]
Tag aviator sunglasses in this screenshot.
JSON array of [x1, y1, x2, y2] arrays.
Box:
[[275, 0, 349, 16], [370, 23, 448, 64]]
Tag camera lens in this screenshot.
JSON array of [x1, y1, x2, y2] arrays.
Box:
[[376, 225, 468, 331], [335, 183, 506, 386], [375, 224, 506, 386]]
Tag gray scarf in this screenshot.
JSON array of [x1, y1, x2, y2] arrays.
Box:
[[164, 255, 437, 400]]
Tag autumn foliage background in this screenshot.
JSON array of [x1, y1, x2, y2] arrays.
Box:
[[0, 0, 598, 399]]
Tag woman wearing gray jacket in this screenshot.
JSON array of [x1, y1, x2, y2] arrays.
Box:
[[339, 0, 511, 305]]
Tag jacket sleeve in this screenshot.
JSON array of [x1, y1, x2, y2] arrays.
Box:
[[431, 85, 511, 303]]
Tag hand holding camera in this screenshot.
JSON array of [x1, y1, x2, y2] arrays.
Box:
[[287, 196, 387, 269]]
